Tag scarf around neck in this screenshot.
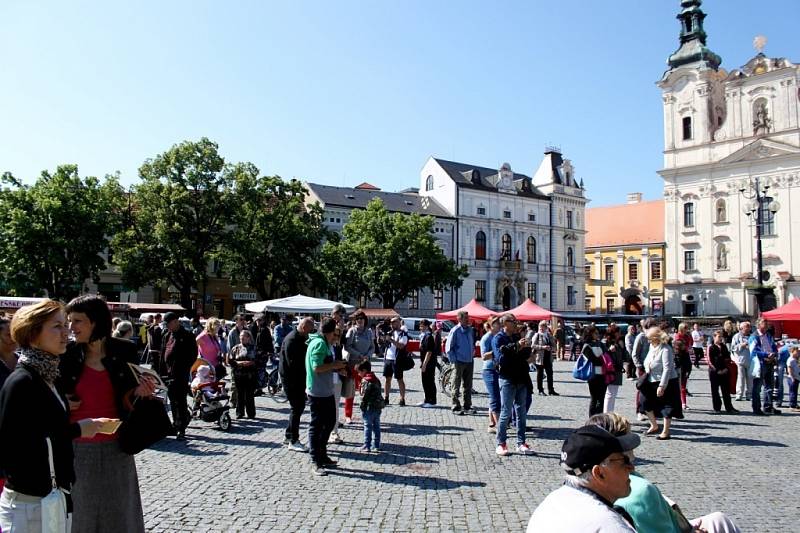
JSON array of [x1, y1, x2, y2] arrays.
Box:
[[18, 346, 60, 385]]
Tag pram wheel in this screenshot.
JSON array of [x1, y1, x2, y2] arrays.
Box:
[[218, 411, 232, 431]]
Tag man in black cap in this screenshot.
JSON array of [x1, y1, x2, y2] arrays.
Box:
[[526, 425, 639, 532], [160, 312, 197, 440]]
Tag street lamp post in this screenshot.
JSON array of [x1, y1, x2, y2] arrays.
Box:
[[739, 177, 780, 311]]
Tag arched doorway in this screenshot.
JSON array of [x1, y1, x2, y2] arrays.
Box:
[[502, 285, 518, 311], [624, 295, 643, 314]]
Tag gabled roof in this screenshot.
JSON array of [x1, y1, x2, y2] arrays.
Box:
[[306, 183, 453, 218], [586, 199, 665, 248], [719, 138, 800, 165], [355, 182, 380, 190], [432, 158, 550, 200]]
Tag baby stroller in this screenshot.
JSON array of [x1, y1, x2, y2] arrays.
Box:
[[190, 359, 232, 431]]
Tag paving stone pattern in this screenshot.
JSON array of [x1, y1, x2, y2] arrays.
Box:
[[137, 361, 800, 532]]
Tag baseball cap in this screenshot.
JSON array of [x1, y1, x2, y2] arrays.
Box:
[[163, 312, 179, 323], [560, 425, 640, 476]]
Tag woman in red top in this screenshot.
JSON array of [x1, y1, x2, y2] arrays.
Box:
[[58, 295, 156, 533], [673, 322, 694, 409]]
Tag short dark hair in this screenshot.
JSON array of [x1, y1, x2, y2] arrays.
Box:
[[320, 317, 337, 335], [66, 294, 112, 342], [356, 360, 372, 372], [581, 326, 598, 344]]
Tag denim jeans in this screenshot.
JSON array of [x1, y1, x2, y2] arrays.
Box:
[[788, 378, 798, 408], [362, 410, 381, 449], [497, 378, 527, 447], [775, 363, 786, 406], [752, 367, 776, 413], [482, 369, 501, 415]]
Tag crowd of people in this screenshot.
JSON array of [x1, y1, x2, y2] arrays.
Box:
[[0, 295, 796, 530]]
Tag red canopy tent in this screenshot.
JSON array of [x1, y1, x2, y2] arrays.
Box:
[[762, 298, 800, 338], [435, 298, 497, 322], [505, 298, 554, 322]]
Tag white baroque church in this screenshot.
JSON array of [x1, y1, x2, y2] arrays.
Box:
[[658, 0, 800, 317]]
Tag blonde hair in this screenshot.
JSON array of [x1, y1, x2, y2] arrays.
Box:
[[10, 300, 65, 348], [677, 322, 688, 333], [205, 318, 219, 334], [646, 326, 669, 346], [586, 412, 631, 436]]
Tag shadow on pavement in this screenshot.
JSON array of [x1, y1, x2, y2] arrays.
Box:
[[327, 466, 486, 490], [333, 442, 456, 464], [381, 422, 469, 436], [686, 435, 788, 447]]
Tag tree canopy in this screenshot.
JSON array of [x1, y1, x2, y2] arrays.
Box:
[[220, 168, 328, 300], [111, 138, 234, 310], [320, 198, 467, 308], [0, 166, 125, 299]]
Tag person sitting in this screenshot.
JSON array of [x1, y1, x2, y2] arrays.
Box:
[[587, 412, 742, 533], [526, 424, 639, 532], [191, 365, 222, 402]]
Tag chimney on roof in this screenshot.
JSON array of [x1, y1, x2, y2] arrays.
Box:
[[627, 192, 643, 204]]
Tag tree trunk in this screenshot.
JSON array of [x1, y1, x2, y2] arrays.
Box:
[[179, 286, 193, 316]]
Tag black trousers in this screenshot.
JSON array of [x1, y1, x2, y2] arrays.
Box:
[[308, 395, 335, 466], [588, 376, 607, 416], [693, 347, 704, 367], [421, 362, 437, 404], [234, 373, 256, 418], [285, 385, 307, 442], [536, 351, 555, 393], [709, 370, 734, 411], [167, 380, 190, 433]]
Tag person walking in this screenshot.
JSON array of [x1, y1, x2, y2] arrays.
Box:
[[145, 313, 164, 375], [0, 300, 105, 532], [160, 312, 196, 440], [624, 324, 637, 379], [229, 330, 258, 419], [581, 326, 607, 417], [555, 321, 567, 361], [60, 295, 154, 533], [603, 328, 625, 413], [343, 312, 374, 422], [787, 346, 800, 411], [707, 331, 738, 414], [445, 311, 476, 414], [641, 327, 682, 440], [480, 318, 501, 432], [417, 319, 438, 408], [280, 317, 314, 451], [306, 318, 346, 476], [531, 320, 559, 396], [492, 314, 534, 456]]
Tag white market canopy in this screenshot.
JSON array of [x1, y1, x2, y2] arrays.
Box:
[[244, 294, 355, 314]]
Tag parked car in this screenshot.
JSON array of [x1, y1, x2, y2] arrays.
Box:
[[401, 318, 454, 354]]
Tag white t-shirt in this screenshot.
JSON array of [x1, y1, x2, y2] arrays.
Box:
[[385, 329, 407, 361], [691, 330, 703, 349], [527, 485, 636, 533], [788, 357, 800, 381]]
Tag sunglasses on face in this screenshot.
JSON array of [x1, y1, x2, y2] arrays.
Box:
[[605, 455, 633, 467]]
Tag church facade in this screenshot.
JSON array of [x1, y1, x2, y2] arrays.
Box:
[[658, 0, 800, 317]]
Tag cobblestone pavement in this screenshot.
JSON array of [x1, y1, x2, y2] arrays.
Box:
[[137, 360, 800, 532]]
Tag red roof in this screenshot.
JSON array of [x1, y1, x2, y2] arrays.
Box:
[[436, 299, 497, 321], [355, 182, 380, 190], [586, 199, 664, 248], [506, 299, 553, 321]]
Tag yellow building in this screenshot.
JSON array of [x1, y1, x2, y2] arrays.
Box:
[[584, 194, 665, 315]]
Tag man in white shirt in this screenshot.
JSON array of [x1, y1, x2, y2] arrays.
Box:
[[383, 317, 408, 406], [527, 425, 639, 532], [730, 322, 753, 401], [691, 323, 705, 368]]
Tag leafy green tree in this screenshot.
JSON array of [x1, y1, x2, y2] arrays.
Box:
[[219, 167, 327, 300], [321, 198, 467, 308], [0, 166, 125, 299], [112, 138, 234, 311]]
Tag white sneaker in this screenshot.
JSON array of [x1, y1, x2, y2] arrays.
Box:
[[517, 443, 533, 455], [496, 444, 509, 456], [289, 441, 308, 452], [421, 403, 434, 408]]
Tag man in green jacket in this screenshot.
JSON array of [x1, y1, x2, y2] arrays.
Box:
[[305, 318, 346, 476]]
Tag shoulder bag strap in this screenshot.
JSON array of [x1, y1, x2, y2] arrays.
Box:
[[46, 436, 57, 489]]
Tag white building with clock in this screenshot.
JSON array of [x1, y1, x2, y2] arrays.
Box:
[[658, 0, 800, 316]]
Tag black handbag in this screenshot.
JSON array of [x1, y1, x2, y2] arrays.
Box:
[[635, 373, 651, 391], [118, 396, 173, 455], [397, 350, 415, 371]]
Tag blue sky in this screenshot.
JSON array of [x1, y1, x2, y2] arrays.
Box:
[[1, 0, 798, 207]]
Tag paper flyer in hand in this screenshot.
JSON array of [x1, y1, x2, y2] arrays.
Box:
[[127, 363, 166, 389]]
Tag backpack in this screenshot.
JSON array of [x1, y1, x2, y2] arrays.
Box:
[[601, 353, 616, 385], [572, 354, 593, 381]]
